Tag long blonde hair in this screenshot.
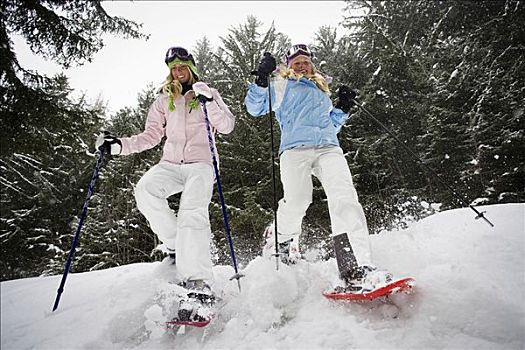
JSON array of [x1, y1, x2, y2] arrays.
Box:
[[161, 65, 198, 111], [278, 64, 331, 94]]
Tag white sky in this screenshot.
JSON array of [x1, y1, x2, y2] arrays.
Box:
[[13, 1, 349, 114]]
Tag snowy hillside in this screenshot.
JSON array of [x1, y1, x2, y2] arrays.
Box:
[[1, 203, 524, 350]]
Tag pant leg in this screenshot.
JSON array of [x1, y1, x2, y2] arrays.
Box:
[[175, 163, 215, 282], [276, 149, 314, 243], [134, 162, 184, 250], [314, 147, 372, 266]]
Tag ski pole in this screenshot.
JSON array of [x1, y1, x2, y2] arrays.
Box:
[[353, 100, 494, 227], [53, 146, 107, 312], [200, 97, 244, 292], [266, 75, 281, 271], [251, 61, 280, 270]]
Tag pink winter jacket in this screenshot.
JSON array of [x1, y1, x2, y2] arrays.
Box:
[[119, 88, 235, 165]]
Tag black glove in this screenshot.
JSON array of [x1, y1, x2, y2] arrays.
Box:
[[95, 131, 122, 155], [335, 85, 357, 113], [253, 52, 276, 87]]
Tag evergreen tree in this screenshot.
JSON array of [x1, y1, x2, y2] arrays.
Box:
[[0, 0, 146, 280], [1, 0, 147, 152], [194, 37, 217, 81], [0, 75, 104, 279], [75, 87, 161, 272], [355, 1, 442, 225], [432, 1, 525, 204], [338, 0, 524, 230], [5, 2, 522, 279], [202, 16, 290, 265]]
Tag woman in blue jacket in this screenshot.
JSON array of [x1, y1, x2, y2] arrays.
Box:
[[245, 45, 391, 292]]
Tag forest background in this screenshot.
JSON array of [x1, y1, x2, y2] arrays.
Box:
[[1, 0, 523, 280]]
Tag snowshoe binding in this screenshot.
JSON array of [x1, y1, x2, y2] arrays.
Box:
[[336, 265, 394, 294], [325, 233, 413, 301], [324, 274, 415, 302], [166, 280, 216, 327]]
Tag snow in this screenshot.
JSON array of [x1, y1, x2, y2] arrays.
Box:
[[1, 203, 524, 350], [449, 69, 459, 81]]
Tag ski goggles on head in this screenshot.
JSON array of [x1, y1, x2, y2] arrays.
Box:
[[164, 46, 195, 65], [285, 44, 314, 63]]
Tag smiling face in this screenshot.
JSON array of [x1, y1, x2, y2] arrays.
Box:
[[289, 56, 313, 75], [171, 64, 191, 84]]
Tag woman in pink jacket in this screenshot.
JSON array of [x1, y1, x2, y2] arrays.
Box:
[[96, 47, 235, 318]]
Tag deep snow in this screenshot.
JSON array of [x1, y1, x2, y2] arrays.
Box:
[[1, 203, 524, 350]]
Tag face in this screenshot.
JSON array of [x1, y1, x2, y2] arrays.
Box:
[[171, 64, 190, 84], [290, 56, 313, 75]]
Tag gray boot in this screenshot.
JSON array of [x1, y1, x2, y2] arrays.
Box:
[[176, 280, 215, 322]]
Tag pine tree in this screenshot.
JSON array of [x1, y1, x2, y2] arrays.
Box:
[[337, 0, 524, 229], [337, 1, 460, 229], [1, 0, 146, 151], [0, 0, 146, 279], [202, 16, 290, 265], [0, 76, 105, 279], [449, 1, 524, 204], [75, 87, 162, 272]]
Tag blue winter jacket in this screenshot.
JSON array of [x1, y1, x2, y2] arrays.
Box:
[[244, 76, 349, 154]]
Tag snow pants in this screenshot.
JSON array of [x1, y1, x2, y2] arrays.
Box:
[[277, 146, 372, 266], [135, 161, 214, 281]]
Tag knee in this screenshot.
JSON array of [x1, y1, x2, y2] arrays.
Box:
[[178, 207, 210, 229], [329, 180, 359, 202], [134, 177, 160, 211], [282, 195, 312, 212], [134, 179, 147, 204], [332, 193, 360, 211]]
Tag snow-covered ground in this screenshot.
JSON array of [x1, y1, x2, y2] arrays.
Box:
[[1, 203, 524, 349]]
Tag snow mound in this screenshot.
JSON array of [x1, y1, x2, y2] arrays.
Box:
[[1, 203, 523, 349]]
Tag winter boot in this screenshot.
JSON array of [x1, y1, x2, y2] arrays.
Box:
[[262, 223, 301, 264], [176, 280, 216, 322], [338, 265, 394, 293], [332, 232, 392, 293], [277, 238, 301, 264]]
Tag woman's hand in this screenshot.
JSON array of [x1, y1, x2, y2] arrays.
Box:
[[95, 131, 122, 154], [335, 86, 357, 113], [193, 82, 213, 102], [254, 53, 276, 87]]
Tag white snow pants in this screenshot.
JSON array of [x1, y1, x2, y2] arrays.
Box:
[[135, 161, 214, 281], [277, 146, 372, 266]]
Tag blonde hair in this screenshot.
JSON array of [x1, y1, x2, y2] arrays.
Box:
[[161, 65, 198, 98], [279, 64, 331, 94], [161, 65, 198, 111]]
